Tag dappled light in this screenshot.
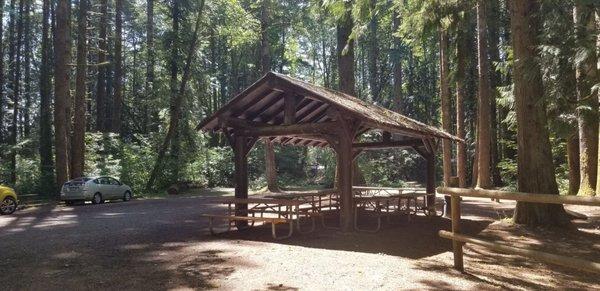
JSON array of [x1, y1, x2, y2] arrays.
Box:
[[1, 0, 599, 289]]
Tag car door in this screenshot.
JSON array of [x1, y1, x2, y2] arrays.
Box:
[[108, 177, 122, 198], [97, 177, 110, 198]]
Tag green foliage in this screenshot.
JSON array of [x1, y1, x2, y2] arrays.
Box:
[[359, 150, 419, 187], [3, 0, 593, 197]]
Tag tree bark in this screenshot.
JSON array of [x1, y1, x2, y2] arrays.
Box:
[[367, 0, 378, 101], [112, 0, 123, 133], [337, 2, 356, 97], [440, 30, 452, 186], [264, 139, 279, 191], [7, 0, 21, 184], [574, 3, 599, 197], [144, 0, 155, 132], [476, 0, 492, 189], [456, 13, 469, 188], [95, 0, 108, 132], [596, 8, 600, 197], [39, 0, 54, 193], [259, 0, 279, 192], [488, 0, 503, 186], [392, 10, 403, 113], [567, 133, 580, 195], [54, 0, 71, 191], [510, 0, 569, 226], [146, 0, 206, 191], [337, 0, 364, 186], [0, 0, 4, 143], [71, 0, 87, 179], [22, 0, 32, 137]]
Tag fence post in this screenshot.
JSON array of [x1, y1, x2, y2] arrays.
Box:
[[444, 177, 459, 217], [451, 192, 464, 271]]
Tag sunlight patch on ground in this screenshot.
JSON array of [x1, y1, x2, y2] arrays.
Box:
[[53, 251, 82, 259]]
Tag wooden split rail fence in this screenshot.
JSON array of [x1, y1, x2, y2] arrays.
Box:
[[436, 187, 600, 274]]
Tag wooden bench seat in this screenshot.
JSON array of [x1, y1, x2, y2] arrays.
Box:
[[201, 214, 287, 223], [201, 213, 293, 239]]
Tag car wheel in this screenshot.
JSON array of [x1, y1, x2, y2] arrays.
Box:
[[92, 193, 102, 205], [123, 191, 132, 202], [0, 197, 17, 215]]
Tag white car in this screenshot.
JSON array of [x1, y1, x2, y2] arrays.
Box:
[[61, 177, 133, 205]]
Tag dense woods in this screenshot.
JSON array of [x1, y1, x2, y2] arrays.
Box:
[[0, 0, 598, 226]]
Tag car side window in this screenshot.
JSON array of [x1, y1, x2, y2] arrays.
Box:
[[109, 178, 120, 185], [93, 179, 99, 184], [99, 178, 109, 185]]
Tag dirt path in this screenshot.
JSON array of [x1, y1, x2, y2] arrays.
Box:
[[1, 191, 598, 290]]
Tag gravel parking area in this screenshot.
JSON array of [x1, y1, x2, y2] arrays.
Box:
[[1, 190, 598, 290]]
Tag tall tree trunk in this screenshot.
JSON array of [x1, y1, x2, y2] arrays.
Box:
[[145, 0, 205, 191], [597, 126, 600, 195], [22, 0, 31, 137], [488, 0, 503, 186], [71, 0, 87, 179], [337, 0, 365, 185], [0, 0, 4, 143], [475, 0, 492, 189], [54, 0, 71, 192], [392, 10, 403, 113], [439, 30, 452, 186], [144, 0, 155, 132], [39, 0, 54, 193], [596, 8, 599, 196], [167, 0, 181, 181], [596, 7, 600, 197], [574, 3, 599, 197], [567, 133, 580, 195], [337, 3, 356, 97], [456, 13, 469, 188], [367, 0, 378, 101], [510, 0, 569, 226], [112, 0, 123, 133], [95, 0, 108, 132], [259, 0, 279, 192], [8, 0, 24, 184]]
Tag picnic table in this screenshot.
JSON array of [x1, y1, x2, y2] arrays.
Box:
[[265, 189, 340, 229], [201, 197, 316, 239], [265, 189, 339, 212], [351, 187, 429, 232]]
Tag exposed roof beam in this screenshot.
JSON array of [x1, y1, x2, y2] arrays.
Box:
[[242, 91, 284, 121], [353, 139, 423, 150], [235, 122, 339, 137]]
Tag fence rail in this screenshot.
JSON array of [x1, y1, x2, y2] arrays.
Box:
[[437, 187, 600, 206], [436, 186, 600, 274]]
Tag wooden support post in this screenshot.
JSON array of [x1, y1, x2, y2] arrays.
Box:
[[426, 152, 436, 213], [233, 135, 250, 228], [329, 109, 357, 232], [444, 176, 459, 217], [450, 194, 464, 272], [337, 133, 354, 232]]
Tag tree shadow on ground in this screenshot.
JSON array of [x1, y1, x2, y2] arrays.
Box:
[[410, 215, 600, 289], [213, 213, 491, 260], [0, 196, 253, 290]]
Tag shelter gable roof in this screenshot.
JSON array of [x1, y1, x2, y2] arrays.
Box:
[[197, 72, 462, 146]]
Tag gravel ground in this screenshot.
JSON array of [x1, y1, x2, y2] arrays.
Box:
[[1, 190, 598, 290]]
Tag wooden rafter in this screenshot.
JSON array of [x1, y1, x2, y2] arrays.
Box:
[[352, 139, 423, 150], [235, 122, 339, 137]]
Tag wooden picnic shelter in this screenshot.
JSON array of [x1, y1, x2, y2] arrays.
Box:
[[197, 72, 462, 232]]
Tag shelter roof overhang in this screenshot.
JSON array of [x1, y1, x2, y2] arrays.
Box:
[[197, 72, 463, 151]]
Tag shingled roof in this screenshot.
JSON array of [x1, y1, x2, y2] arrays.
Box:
[[197, 72, 461, 147]]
